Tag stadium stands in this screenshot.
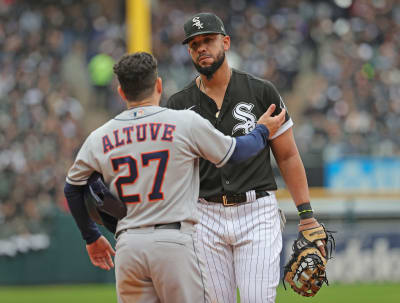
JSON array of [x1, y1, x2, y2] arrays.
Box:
[[1, 0, 399, 246]]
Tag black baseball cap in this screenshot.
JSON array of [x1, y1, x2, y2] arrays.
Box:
[[182, 12, 227, 44]]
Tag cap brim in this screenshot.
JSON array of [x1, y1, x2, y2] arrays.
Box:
[[182, 31, 226, 44]]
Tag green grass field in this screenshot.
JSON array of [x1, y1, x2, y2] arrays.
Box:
[[0, 283, 398, 303]]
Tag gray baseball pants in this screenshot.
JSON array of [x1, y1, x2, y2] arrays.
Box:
[[115, 222, 211, 303]]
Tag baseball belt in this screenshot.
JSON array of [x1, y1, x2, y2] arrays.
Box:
[[203, 191, 269, 206], [115, 222, 181, 239]]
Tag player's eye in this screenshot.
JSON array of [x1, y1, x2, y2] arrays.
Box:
[[190, 42, 198, 50]]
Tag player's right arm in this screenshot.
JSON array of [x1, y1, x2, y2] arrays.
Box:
[[64, 136, 102, 243], [64, 135, 115, 270]]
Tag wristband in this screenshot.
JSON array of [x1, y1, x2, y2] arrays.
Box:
[[297, 202, 314, 219]]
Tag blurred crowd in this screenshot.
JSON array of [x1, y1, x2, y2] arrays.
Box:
[[153, 0, 400, 158], [0, 0, 125, 242], [0, 0, 399, 242]]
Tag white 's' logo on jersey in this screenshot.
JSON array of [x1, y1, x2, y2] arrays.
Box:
[[232, 102, 256, 135], [192, 17, 203, 29]]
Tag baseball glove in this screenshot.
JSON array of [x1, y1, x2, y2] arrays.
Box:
[[283, 224, 335, 297]]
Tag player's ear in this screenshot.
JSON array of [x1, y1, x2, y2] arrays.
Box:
[[156, 77, 162, 95], [117, 85, 127, 101], [223, 35, 230, 51]]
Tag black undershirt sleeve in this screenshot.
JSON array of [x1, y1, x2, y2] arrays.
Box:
[[64, 182, 101, 244]]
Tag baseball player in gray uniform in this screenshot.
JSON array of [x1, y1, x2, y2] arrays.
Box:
[[64, 52, 286, 303]]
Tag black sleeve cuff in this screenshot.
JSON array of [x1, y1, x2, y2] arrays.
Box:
[[64, 182, 102, 244]]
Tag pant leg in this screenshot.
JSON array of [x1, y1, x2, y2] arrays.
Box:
[[115, 231, 160, 303], [233, 194, 282, 303], [195, 201, 237, 303], [150, 226, 211, 303]]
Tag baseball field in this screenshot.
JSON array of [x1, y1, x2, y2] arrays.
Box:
[[0, 283, 398, 303]]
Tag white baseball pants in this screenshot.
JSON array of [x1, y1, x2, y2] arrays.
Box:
[[195, 193, 282, 303]]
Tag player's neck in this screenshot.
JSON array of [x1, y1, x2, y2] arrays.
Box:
[[200, 62, 231, 89], [126, 96, 159, 109], [198, 63, 232, 109]]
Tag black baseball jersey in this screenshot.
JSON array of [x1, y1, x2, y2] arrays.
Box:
[[166, 69, 292, 197]]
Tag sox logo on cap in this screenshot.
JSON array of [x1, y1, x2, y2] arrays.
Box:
[[192, 17, 203, 29]]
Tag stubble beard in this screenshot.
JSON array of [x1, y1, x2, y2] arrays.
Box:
[[192, 51, 225, 80]]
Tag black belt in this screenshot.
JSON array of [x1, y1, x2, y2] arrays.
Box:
[[203, 191, 269, 206], [115, 222, 181, 239]]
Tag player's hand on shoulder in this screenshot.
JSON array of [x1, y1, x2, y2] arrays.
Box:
[[257, 104, 286, 139], [86, 235, 116, 270]]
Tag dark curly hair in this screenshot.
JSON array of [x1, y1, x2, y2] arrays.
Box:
[[113, 52, 158, 101]]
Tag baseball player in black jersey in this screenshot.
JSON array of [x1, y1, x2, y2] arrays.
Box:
[[167, 13, 326, 303]]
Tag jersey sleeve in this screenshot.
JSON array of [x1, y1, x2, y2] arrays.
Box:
[[66, 135, 99, 185], [188, 111, 236, 168], [265, 81, 293, 139]]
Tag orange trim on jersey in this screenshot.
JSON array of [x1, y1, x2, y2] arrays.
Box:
[[122, 126, 134, 144], [111, 155, 142, 204], [113, 129, 125, 147], [102, 135, 114, 154], [161, 124, 176, 142], [141, 149, 170, 203], [136, 124, 147, 142], [149, 123, 162, 141]]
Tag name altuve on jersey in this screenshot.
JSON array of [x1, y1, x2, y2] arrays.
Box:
[[102, 123, 176, 154]]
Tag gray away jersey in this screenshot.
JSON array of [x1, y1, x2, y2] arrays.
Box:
[[66, 106, 236, 233]]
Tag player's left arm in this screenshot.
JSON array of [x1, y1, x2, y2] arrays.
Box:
[[270, 129, 325, 254], [263, 81, 323, 232], [262, 81, 293, 138], [270, 128, 309, 206]]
